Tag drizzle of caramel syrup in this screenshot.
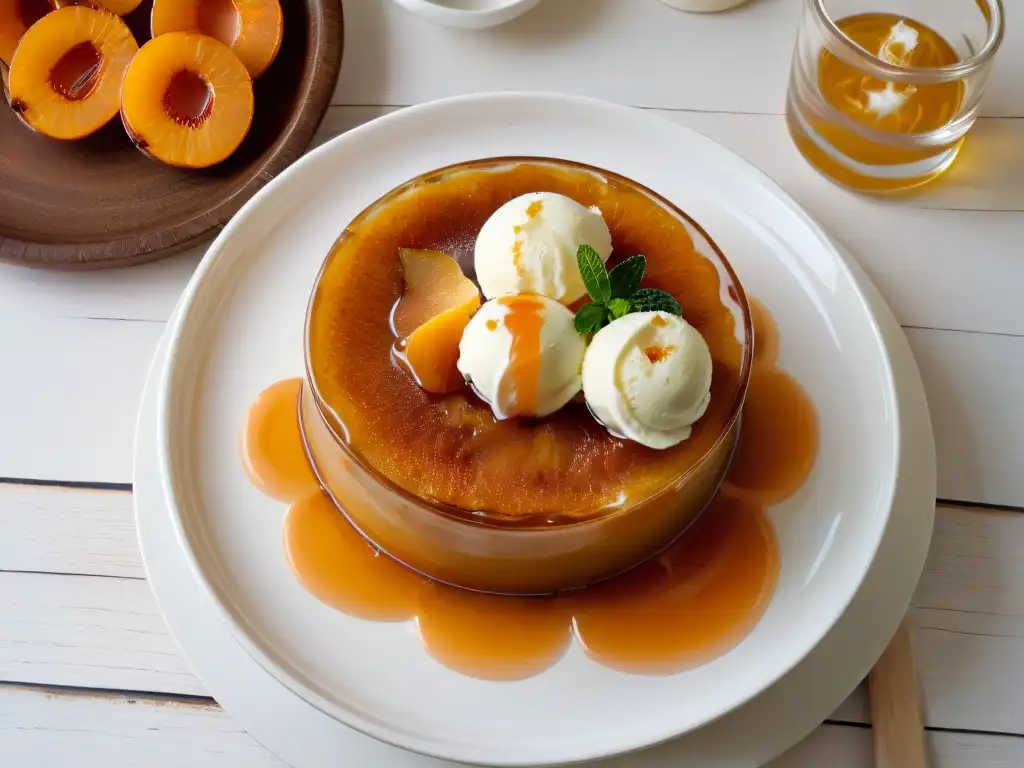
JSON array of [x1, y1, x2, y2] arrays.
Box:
[[242, 300, 815, 681], [241, 379, 317, 503], [495, 295, 545, 418]]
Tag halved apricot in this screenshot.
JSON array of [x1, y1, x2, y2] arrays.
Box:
[[121, 32, 254, 169], [53, 0, 141, 16], [151, 0, 283, 80], [0, 0, 55, 66], [393, 248, 481, 394], [8, 5, 137, 140]]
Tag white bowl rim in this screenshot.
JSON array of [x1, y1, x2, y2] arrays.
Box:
[[391, 0, 541, 24]]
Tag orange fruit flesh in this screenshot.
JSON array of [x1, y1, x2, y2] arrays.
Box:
[[151, 0, 283, 79], [53, 0, 141, 15], [0, 0, 54, 66], [392, 248, 481, 394], [393, 249, 480, 337], [8, 5, 137, 140], [402, 298, 481, 394], [121, 32, 254, 169]]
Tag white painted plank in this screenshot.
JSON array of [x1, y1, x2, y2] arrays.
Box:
[[767, 726, 1024, 768], [5, 315, 1022, 509], [0, 687, 283, 768], [0, 572, 205, 697], [833, 506, 1024, 730], [0, 486, 142, 579], [2, 686, 1022, 768], [670, 112, 1024, 214], [0, 247, 201, 325], [906, 328, 1024, 509], [2, 489, 1023, 735], [334, 0, 1024, 118], [4, 106, 1023, 339], [0, 316, 162, 485]]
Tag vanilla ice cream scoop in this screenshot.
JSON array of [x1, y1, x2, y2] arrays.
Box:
[[457, 295, 586, 419], [582, 311, 712, 449], [475, 191, 613, 305]]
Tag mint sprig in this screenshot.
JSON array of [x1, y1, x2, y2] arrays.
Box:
[[577, 245, 610, 303], [573, 246, 682, 335], [573, 302, 606, 335], [629, 288, 682, 316], [609, 255, 646, 299]]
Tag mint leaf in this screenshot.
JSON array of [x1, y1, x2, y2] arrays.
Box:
[[629, 288, 683, 316], [608, 255, 646, 299], [574, 302, 606, 335], [606, 298, 631, 321], [577, 245, 610, 303]]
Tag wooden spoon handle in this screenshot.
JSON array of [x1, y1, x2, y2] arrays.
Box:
[[868, 619, 930, 768]]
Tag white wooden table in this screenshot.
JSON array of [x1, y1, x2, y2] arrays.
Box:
[[2, 1, 1023, 765]]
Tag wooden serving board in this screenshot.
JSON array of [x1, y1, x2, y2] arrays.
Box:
[[0, 0, 343, 269]]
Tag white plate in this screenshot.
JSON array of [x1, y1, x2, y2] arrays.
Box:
[[152, 93, 932, 766], [135, 241, 934, 768]]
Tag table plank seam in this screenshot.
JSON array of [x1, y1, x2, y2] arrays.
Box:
[[936, 498, 1024, 515], [826, 717, 1024, 742], [59, 315, 166, 325], [0, 681, 217, 709], [6, 681, 1023, 745], [915, 625, 1018, 640], [903, 324, 1024, 340], [0, 478, 133, 493], [0, 568, 144, 582]]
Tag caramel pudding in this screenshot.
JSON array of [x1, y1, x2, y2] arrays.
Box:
[[302, 159, 752, 594], [243, 296, 816, 680]]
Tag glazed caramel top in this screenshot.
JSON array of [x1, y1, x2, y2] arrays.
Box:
[[307, 160, 747, 521]]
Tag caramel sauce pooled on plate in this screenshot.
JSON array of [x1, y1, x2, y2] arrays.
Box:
[[242, 300, 817, 681]]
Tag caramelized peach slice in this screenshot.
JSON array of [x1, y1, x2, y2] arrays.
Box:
[[151, 0, 283, 80], [0, 0, 54, 66], [402, 300, 480, 394], [8, 5, 136, 139], [121, 32, 254, 169], [53, 0, 141, 16], [393, 248, 479, 337], [394, 248, 481, 394]]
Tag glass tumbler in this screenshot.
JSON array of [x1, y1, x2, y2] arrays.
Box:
[[786, 0, 1004, 193]]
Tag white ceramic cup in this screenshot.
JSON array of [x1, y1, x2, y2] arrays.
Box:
[[657, 0, 751, 12]]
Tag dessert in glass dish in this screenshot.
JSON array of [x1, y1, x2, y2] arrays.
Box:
[[300, 158, 752, 595]]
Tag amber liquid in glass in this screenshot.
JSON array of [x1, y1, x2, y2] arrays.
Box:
[[789, 13, 964, 192]]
